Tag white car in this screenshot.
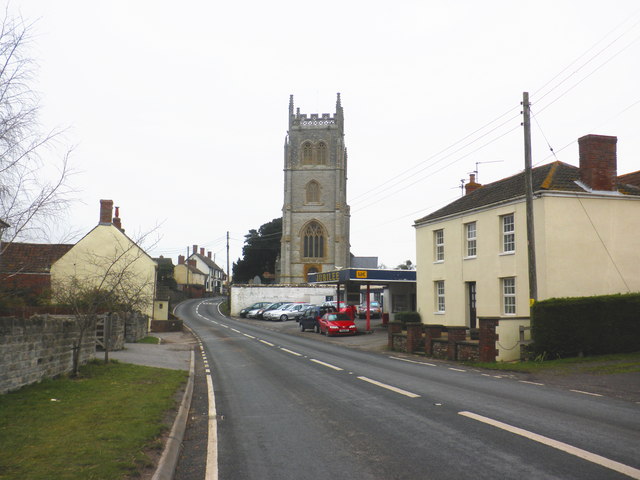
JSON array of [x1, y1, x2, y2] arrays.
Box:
[[264, 303, 310, 321]]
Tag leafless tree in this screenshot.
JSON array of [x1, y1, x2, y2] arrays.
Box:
[[0, 9, 74, 248]]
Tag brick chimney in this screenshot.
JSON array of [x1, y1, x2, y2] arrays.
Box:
[[99, 199, 113, 224], [579, 134, 617, 191], [200, 247, 205, 256], [192, 244, 198, 255], [465, 173, 482, 195], [178, 255, 185, 265], [112, 206, 123, 232], [207, 251, 212, 259]]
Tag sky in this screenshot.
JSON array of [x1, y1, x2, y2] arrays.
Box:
[[10, 0, 640, 274]]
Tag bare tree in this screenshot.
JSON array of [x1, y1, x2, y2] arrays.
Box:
[[0, 10, 74, 247], [52, 228, 158, 376]]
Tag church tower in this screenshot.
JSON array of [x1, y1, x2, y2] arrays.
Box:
[[279, 93, 351, 283]]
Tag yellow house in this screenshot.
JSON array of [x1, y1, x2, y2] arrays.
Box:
[[51, 200, 157, 320], [414, 134, 640, 359]]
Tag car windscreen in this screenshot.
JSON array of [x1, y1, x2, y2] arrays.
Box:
[[326, 314, 351, 321]]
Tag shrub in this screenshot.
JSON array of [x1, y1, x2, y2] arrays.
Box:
[[395, 311, 421, 327]]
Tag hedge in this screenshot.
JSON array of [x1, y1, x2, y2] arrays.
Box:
[[394, 311, 421, 327], [531, 293, 640, 357]]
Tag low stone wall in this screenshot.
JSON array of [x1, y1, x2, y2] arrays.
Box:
[[0, 315, 96, 394], [124, 311, 149, 342]]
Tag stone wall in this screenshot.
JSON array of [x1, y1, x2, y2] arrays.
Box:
[[0, 315, 96, 394], [124, 311, 148, 343]]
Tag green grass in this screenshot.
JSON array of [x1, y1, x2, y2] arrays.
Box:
[[136, 336, 161, 344], [0, 361, 187, 480], [465, 351, 640, 375]]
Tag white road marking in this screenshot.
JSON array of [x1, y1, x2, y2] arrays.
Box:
[[243, 334, 256, 339], [231, 328, 241, 333], [570, 389, 603, 397], [519, 380, 544, 386], [280, 348, 302, 356], [220, 325, 229, 329], [390, 356, 437, 367], [357, 376, 421, 398], [449, 368, 466, 372], [205, 374, 218, 480], [310, 359, 343, 371], [459, 411, 640, 479], [259, 340, 275, 347]]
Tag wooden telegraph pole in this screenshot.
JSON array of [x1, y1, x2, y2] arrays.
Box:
[[522, 92, 538, 304]]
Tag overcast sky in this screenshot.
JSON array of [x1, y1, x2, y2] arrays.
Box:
[[11, 0, 640, 273]]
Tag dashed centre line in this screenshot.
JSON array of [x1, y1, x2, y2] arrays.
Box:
[[310, 359, 343, 371], [259, 339, 275, 347], [280, 348, 302, 356], [570, 389, 603, 397], [243, 334, 256, 339], [459, 411, 640, 479], [357, 376, 420, 398]]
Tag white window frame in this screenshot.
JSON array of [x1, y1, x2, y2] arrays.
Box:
[[434, 229, 444, 262], [502, 277, 516, 315], [501, 214, 515, 253], [435, 280, 445, 313], [465, 222, 477, 258]]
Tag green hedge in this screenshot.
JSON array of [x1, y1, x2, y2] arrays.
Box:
[[531, 293, 640, 357], [394, 311, 421, 327]]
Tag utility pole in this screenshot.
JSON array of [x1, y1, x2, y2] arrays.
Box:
[[522, 92, 538, 304], [226, 231, 230, 295]]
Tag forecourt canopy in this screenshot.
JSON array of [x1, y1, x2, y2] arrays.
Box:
[[307, 268, 416, 285]]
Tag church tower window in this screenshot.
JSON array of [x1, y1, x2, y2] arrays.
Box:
[[302, 142, 313, 164], [302, 221, 325, 259], [317, 142, 327, 165], [306, 180, 320, 203]]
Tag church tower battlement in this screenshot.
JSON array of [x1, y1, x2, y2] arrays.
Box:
[[279, 94, 351, 284]]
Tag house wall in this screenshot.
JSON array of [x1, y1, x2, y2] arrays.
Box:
[[230, 284, 337, 316], [174, 264, 207, 286], [538, 194, 640, 298], [415, 193, 640, 329], [50, 225, 157, 318], [416, 199, 529, 327]]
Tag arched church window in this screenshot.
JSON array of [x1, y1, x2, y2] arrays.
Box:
[[306, 180, 320, 203], [302, 222, 325, 259], [302, 142, 313, 164], [317, 142, 327, 164]]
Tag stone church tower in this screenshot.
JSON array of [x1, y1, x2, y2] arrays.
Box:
[[278, 94, 351, 284]]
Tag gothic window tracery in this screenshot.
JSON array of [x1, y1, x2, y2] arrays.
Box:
[[306, 180, 320, 203], [317, 142, 327, 164], [302, 221, 325, 259], [302, 142, 313, 164]]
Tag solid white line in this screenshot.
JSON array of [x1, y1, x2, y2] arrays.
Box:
[[570, 389, 603, 397], [205, 371, 219, 480], [459, 411, 640, 479], [259, 340, 275, 347], [357, 376, 421, 398], [280, 348, 302, 356], [390, 356, 437, 367], [310, 359, 343, 371], [519, 380, 544, 386]]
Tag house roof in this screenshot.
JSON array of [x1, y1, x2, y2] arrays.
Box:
[[618, 170, 640, 188], [189, 253, 223, 271], [415, 161, 640, 225], [0, 242, 74, 274]]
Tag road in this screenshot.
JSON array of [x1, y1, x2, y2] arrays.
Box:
[[175, 298, 640, 480]]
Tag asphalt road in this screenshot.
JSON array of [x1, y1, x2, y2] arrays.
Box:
[[176, 298, 640, 480]]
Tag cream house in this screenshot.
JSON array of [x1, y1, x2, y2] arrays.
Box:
[[51, 200, 157, 319], [415, 135, 640, 341]]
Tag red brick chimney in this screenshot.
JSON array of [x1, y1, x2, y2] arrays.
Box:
[[112, 206, 123, 232], [192, 244, 198, 255], [579, 134, 617, 191], [178, 255, 185, 265], [465, 173, 482, 195], [207, 251, 212, 259], [200, 247, 205, 256], [99, 199, 113, 224]]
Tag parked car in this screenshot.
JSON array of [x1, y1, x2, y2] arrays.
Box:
[[239, 301, 271, 318], [317, 312, 358, 336], [357, 301, 381, 319], [262, 303, 294, 321], [299, 305, 338, 332], [277, 303, 311, 321], [251, 302, 286, 320]]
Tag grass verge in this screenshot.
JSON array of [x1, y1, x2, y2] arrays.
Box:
[[137, 336, 161, 344], [464, 351, 640, 375], [0, 360, 187, 480]]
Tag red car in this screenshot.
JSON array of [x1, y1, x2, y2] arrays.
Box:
[[318, 312, 357, 336]]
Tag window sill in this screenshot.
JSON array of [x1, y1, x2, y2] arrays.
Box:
[[434, 311, 445, 315], [499, 251, 515, 256], [433, 260, 444, 264], [463, 256, 477, 260]]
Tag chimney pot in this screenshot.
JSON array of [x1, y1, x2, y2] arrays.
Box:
[[99, 199, 113, 224], [579, 134, 617, 191], [465, 174, 482, 195]]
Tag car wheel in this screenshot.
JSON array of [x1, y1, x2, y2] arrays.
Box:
[[299, 323, 305, 332], [280, 314, 288, 321]]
